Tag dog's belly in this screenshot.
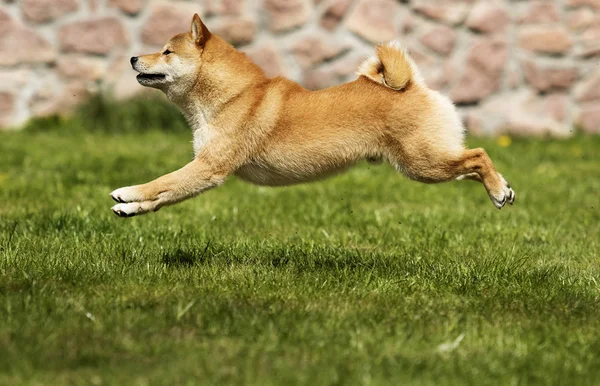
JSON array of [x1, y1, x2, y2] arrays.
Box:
[[234, 160, 352, 187]]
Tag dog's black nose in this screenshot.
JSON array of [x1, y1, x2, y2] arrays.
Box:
[[130, 56, 138, 66]]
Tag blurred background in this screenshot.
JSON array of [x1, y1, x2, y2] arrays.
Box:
[[0, 0, 599, 136]]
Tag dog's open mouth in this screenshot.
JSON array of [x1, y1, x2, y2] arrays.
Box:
[[136, 73, 166, 81]]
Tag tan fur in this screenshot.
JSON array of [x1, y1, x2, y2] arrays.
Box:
[[110, 14, 515, 217], [358, 42, 418, 91]]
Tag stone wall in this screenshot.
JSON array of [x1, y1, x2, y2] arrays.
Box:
[[1, 0, 599, 135]]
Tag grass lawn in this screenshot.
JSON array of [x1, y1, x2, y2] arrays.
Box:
[[1, 107, 599, 384]]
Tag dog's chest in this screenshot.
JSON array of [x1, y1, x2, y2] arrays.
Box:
[[191, 116, 212, 156]]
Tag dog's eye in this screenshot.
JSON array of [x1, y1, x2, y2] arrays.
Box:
[[163, 49, 172, 55]]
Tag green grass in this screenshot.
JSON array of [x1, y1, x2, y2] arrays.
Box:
[[1, 104, 599, 385]]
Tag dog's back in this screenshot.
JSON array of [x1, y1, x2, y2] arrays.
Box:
[[233, 42, 465, 186]]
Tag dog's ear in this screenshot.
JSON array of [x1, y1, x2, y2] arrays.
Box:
[[190, 13, 210, 47]]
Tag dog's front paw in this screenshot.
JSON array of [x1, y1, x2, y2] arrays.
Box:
[[112, 201, 160, 217], [490, 174, 515, 209], [110, 185, 161, 218], [110, 186, 144, 204], [111, 203, 137, 217]]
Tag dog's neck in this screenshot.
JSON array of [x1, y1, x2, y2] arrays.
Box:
[[169, 36, 268, 130]]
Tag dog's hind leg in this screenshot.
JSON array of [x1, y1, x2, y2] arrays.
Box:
[[455, 172, 481, 182], [449, 148, 515, 208], [389, 146, 515, 209]]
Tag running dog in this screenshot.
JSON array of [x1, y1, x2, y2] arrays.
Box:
[[110, 14, 515, 217]]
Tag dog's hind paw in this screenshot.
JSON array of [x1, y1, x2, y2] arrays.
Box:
[[490, 174, 515, 209], [507, 184, 515, 205]]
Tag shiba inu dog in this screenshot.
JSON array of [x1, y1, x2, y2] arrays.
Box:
[[110, 14, 515, 217]]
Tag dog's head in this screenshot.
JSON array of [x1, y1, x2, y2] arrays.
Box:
[[130, 14, 211, 94]]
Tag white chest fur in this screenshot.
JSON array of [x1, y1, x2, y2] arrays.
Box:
[[189, 111, 212, 157]]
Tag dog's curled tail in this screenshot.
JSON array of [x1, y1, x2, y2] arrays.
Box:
[[357, 41, 423, 91]]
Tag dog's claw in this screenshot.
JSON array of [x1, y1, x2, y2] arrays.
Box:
[[112, 207, 135, 218], [491, 174, 516, 210], [508, 188, 516, 205], [110, 194, 123, 203], [498, 196, 507, 209]]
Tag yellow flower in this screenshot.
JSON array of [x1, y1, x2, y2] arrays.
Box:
[[497, 135, 512, 148]]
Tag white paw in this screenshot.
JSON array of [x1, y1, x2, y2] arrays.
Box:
[[111, 202, 158, 218], [490, 174, 515, 209], [110, 186, 143, 204]]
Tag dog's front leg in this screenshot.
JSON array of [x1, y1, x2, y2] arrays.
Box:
[[110, 157, 228, 218]]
